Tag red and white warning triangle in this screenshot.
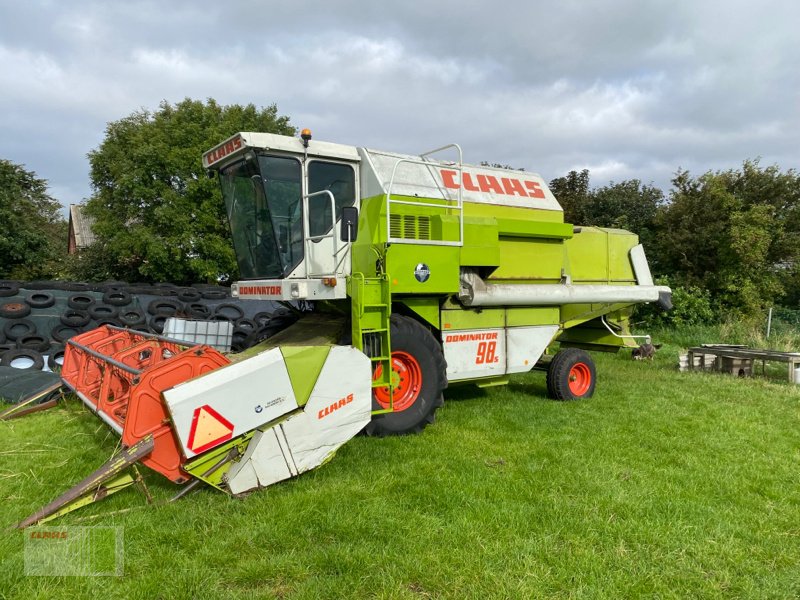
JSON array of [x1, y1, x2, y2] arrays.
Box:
[[187, 404, 234, 454]]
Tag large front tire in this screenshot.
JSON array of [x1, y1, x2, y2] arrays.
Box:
[[546, 348, 596, 400], [364, 315, 446, 436]]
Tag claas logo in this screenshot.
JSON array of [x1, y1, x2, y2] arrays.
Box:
[[440, 168, 546, 199], [318, 393, 354, 419]]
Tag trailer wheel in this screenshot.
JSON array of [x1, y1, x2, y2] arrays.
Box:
[[365, 315, 446, 436], [546, 348, 596, 400]]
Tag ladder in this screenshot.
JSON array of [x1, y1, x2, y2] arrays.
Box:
[[350, 273, 393, 413]]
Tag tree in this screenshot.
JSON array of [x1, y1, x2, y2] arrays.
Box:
[[582, 179, 665, 251], [654, 160, 800, 315], [82, 98, 295, 283], [549, 169, 590, 225], [0, 159, 66, 279]]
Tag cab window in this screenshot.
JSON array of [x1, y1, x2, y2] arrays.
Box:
[[308, 162, 356, 239]]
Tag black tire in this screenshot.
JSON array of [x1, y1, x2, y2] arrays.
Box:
[[253, 311, 272, 327], [63, 282, 90, 292], [187, 303, 211, 319], [25, 280, 56, 290], [234, 317, 257, 333], [51, 324, 84, 343], [127, 285, 155, 295], [68, 293, 96, 310], [0, 348, 45, 370], [0, 330, 5, 344], [201, 288, 228, 300], [0, 301, 31, 319], [118, 308, 147, 327], [546, 348, 597, 400], [99, 280, 128, 291], [148, 298, 182, 316], [4, 318, 36, 341], [102, 289, 132, 307], [231, 329, 251, 352], [93, 318, 123, 328], [25, 291, 56, 309], [154, 287, 180, 297], [47, 345, 66, 371], [149, 314, 168, 334], [16, 334, 50, 352], [177, 287, 202, 303], [364, 315, 446, 437], [0, 281, 20, 297], [60, 309, 91, 328], [214, 302, 244, 320], [88, 303, 119, 320]]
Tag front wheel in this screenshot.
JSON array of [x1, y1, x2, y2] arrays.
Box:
[[364, 315, 446, 436], [546, 348, 596, 400]]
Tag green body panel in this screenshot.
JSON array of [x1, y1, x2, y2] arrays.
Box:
[[231, 314, 346, 363], [441, 307, 506, 329], [439, 305, 562, 332], [184, 433, 256, 491], [465, 203, 564, 223], [495, 219, 573, 240], [490, 237, 565, 283], [396, 296, 441, 329], [387, 244, 460, 293], [281, 346, 332, 406], [461, 218, 500, 266], [506, 307, 561, 327], [565, 227, 638, 283]]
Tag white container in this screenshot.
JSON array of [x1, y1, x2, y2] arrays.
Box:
[[163, 318, 233, 352], [793, 367, 800, 385]]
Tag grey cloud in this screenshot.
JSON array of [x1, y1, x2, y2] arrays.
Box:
[[0, 0, 798, 212]]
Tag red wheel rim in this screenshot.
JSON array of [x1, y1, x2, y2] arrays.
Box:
[[568, 362, 592, 396], [373, 351, 423, 412]]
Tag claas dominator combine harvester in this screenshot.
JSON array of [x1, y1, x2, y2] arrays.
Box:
[[18, 130, 670, 526]]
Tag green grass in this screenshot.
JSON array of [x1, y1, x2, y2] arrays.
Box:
[[2, 333, 800, 599]]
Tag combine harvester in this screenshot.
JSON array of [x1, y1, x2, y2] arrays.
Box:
[[18, 130, 670, 526]]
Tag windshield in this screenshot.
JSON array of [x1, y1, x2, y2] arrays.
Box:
[[220, 155, 303, 279]]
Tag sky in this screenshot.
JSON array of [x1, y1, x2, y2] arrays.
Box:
[[1, 0, 798, 215]]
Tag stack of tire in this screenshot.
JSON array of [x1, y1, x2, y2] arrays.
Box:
[[0, 280, 291, 373]]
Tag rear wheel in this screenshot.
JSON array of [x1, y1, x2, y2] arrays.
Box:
[[546, 348, 596, 400], [364, 315, 446, 436]]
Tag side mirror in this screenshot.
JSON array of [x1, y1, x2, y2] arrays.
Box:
[[340, 206, 358, 242]]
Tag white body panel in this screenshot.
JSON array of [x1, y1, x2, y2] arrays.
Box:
[[360, 148, 562, 212], [444, 328, 506, 380], [163, 348, 299, 459], [445, 326, 560, 381], [226, 346, 372, 495], [506, 326, 560, 374], [203, 132, 359, 169], [629, 244, 654, 286], [232, 278, 347, 301]]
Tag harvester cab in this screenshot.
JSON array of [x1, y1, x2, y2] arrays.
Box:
[[203, 129, 361, 302], [19, 129, 670, 527]]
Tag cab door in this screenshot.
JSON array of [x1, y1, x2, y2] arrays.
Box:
[[299, 160, 358, 277]]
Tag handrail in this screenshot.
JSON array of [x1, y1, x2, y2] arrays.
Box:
[[384, 143, 464, 247]]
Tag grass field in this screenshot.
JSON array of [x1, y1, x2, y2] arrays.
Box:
[[1, 329, 800, 599]]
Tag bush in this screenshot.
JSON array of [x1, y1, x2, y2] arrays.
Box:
[[635, 277, 715, 329]]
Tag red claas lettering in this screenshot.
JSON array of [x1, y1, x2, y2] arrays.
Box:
[[441, 169, 546, 199]]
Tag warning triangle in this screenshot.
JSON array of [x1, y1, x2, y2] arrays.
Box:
[[187, 404, 234, 454]]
